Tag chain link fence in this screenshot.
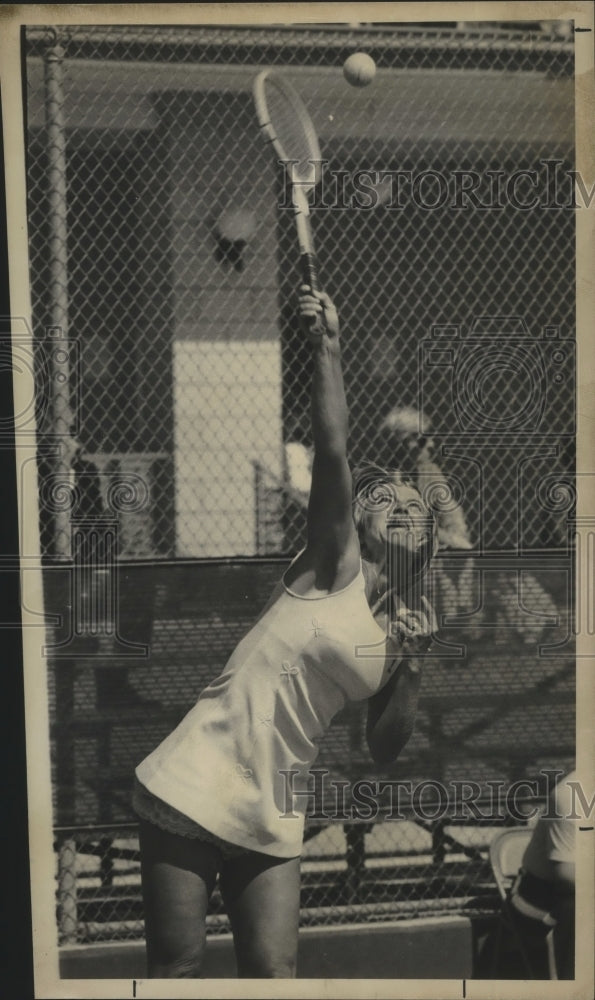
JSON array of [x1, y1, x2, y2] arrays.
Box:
[[24, 22, 576, 948], [53, 810, 539, 946], [27, 21, 575, 559], [46, 550, 574, 946]]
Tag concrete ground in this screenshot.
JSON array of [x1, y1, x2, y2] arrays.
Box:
[[60, 915, 474, 979]]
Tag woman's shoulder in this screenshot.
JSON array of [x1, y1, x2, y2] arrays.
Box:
[[282, 540, 362, 599]]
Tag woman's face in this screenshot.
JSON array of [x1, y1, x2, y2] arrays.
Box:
[[358, 480, 434, 561]]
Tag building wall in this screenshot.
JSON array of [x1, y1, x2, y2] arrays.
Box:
[[162, 91, 283, 556], [27, 61, 286, 558]]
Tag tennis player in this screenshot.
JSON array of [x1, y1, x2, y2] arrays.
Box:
[[133, 288, 437, 978]]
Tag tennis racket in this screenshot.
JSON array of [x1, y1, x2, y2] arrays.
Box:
[[253, 70, 321, 293]]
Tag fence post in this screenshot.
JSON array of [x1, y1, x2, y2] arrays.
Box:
[[432, 818, 447, 865], [99, 836, 115, 890], [57, 836, 78, 944], [344, 823, 367, 904], [44, 30, 74, 558]]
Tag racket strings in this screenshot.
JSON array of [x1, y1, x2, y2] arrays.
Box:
[[262, 79, 319, 185]]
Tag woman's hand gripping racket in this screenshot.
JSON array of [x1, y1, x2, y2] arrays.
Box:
[[298, 287, 339, 346], [253, 70, 322, 331]]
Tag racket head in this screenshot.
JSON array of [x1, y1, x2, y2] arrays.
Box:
[[253, 70, 322, 191]]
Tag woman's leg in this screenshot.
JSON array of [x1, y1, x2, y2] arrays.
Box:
[[138, 819, 221, 977], [219, 851, 301, 978]]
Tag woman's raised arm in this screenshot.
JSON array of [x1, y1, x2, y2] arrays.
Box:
[[283, 288, 359, 595]]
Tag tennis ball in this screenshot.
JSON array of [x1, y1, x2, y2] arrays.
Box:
[[343, 52, 376, 88]]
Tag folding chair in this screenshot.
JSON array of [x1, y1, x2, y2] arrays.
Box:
[[490, 828, 533, 900], [488, 827, 557, 979]]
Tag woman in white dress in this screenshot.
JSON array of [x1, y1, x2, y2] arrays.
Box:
[[134, 287, 437, 978]]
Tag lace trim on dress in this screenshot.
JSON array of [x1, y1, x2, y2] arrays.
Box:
[[132, 778, 248, 858]]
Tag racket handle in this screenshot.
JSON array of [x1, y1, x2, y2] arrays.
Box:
[[300, 253, 324, 338], [301, 253, 319, 294]]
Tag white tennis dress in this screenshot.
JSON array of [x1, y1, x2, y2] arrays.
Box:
[[135, 565, 399, 858]]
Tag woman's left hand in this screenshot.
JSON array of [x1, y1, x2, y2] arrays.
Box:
[[391, 596, 437, 653]]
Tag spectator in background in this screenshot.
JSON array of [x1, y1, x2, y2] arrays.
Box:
[[285, 407, 474, 553], [375, 407, 561, 647], [282, 441, 313, 553], [283, 410, 477, 640], [284, 440, 313, 501], [374, 406, 472, 552], [508, 769, 578, 979], [373, 407, 479, 646]]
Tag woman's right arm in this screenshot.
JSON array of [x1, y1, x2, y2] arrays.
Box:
[[366, 656, 423, 764], [366, 597, 435, 764], [283, 288, 359, 595]]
